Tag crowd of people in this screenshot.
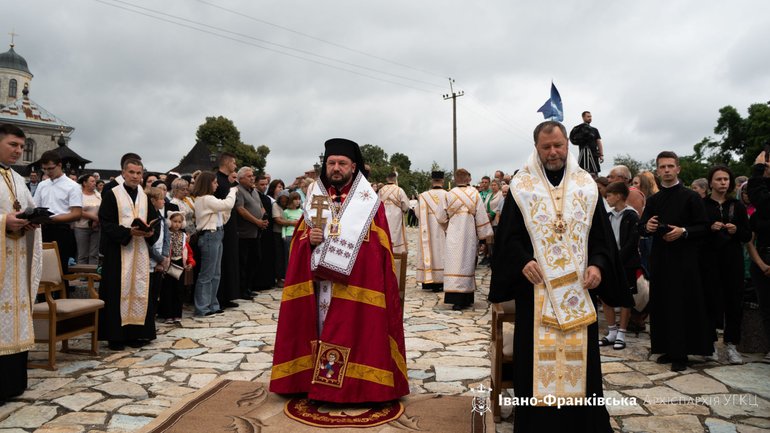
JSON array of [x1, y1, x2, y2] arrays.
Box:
[[3, 118, 770, 433]]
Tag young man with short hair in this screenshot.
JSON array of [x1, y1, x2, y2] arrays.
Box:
[[33, 150, 82, 276], [640, 151, 714, 371]]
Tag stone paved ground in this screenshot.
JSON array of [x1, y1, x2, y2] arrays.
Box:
[[2, 227, 769, 433]]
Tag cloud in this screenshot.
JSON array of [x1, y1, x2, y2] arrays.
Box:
[[3, 0, 768, 182]]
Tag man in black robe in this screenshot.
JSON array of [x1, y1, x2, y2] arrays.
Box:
[[98, 158, 159, 350], [569, 111, 604, 175], [255, 174, 275, 291], [639, 151, 714, 371], [490, 121, 631, 433]]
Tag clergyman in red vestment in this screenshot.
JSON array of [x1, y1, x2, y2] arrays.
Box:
[[270, 138, 409, 403]]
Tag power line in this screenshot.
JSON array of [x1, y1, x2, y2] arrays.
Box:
[[92, 0, 529, 140], [102, 0, 445, 91], [92, 0, 435, 93], [464, 96, 532, 141], [195, 0, 448, 81]]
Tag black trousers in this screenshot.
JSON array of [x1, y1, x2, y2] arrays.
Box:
[[0, 351, 28, 402], [42, 223, 76, 276], [705, 253, 744, 344], [238, 237, 260, 294], [158, 260, 184, 319]]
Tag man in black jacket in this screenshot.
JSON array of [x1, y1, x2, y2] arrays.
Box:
[[214, 152, 241, 307]]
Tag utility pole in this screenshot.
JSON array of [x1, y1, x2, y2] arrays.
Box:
[[443, 78, 463, 174]]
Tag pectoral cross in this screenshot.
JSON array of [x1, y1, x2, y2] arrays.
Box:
[[553, 213, 567, 240], [310, 195, 329, 228]]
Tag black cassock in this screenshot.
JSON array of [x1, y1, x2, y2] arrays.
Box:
[[254, 191, 276, 291], [98, 184, 160, 344], [215, 170, 241, 303], [489, 168, 631, 433], [639, 183, 714, 358]]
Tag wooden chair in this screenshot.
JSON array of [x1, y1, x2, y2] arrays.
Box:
[[29, 242, 105, 370], [393, 251, 408, 316], [490, 300, 516, 422]]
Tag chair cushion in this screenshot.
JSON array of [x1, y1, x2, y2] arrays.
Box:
[[33, 299, 105, 315], [499, 299, 516, 314], [41, 248, 63, 284], [502, 323, 514, 357]]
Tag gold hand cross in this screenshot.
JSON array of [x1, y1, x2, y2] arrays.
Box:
[[310, 195, 329, 228]]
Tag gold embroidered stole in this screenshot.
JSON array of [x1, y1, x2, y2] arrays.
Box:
[[417, 189, 446, 281], [446, 186, 478, 217], [305, 173, 379, 277], [113, 185, 151, 326], [510, 151, 598, 400], [379, 184, 403, 208], [0, 168, 42, 355]]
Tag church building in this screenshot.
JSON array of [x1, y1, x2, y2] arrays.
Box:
[[0, 40, 80, 171]]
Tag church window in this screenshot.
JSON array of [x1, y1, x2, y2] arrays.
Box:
[[9, 79, 17, 97], [23, 138, 35, 161]]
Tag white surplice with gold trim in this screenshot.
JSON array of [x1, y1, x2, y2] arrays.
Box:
[[416, 188, 447, 284], [378, 184, 409, 254], [443, 186, 493, 294], [510, 150, 598, 401], [0, 167, 42, 356], [112, 185, 151, 326]]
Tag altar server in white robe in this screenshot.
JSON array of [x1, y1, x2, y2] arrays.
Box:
[[379, 172, 410, 254], [443, 168, 493, 310], [0, 124, 42, 402], [416, 171, 448, 292]]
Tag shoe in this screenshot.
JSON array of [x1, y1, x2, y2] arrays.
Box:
[[126, 340, 148, 348], [432, 286, 444, 292], [205, 310, 224, 316], [671, 361, 687, 372], [725, 344, 743, 365], [173, 318, 182, 323], [705, 350, 719, 362], [656, 354, 672, 364], [223, 301, 239, 308], [599, 337, 614, 347], [164, 318, 174, 324], [613, 339, 626, 350], [108, 342, 125, 351]]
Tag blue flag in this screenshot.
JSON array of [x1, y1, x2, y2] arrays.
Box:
[[536, 82, 563, 122]]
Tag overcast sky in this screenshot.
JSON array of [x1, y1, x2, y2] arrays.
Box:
[[4, 0, 769, 182]]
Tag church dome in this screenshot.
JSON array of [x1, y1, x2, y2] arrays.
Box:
[[0, 46, 31, 75]]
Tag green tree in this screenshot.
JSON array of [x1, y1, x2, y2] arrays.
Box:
[[677, 155, 709, 185], [612, 154, 654, 178], [390, 152, 411, 172], [695, 102, 770, 175], [195, 116, 269, 174], [360, 144, 389, 183]]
